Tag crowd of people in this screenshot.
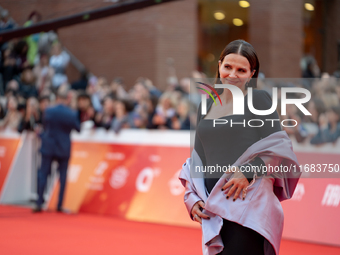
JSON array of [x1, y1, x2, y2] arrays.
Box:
[[256, 73, 340, 146], [0, 10, 197, 134], [0, 40, 195, 134], [0, 10, 340, 146]]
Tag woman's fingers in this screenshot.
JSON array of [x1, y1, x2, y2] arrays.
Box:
[[197, 200, 205, 209], [226, 184, 246, 201], [193, 212, 210, 223], [197, 200, 209, 218], [193, 204, 210, 219], [225, 183, 237, 199], [242, 188, 247, 200], [222, 172, 250, 201], [192, 201, 210, 223], [223, 181, 247, 200], [221, 179, 234, 191], [193, 213, 202, 224], [197, 210, 210, 219], [233, 186, 243, 201]]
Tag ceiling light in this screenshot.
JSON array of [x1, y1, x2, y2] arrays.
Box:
[[305, 3, 314, 11], [214, 11, 225, 21], [233, 18, 243, 26], [239, 1, 250, 8]]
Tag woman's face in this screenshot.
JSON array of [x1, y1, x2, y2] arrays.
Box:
[[133, 83, 148, 101], [218, 53, 255, 91], [77, 98, 91, 111], [22, 69, 35, 84], [8, 96, 18, 111], [7, 80, 19, 91], [103, 98, 115, 115], [162, 98, 172, 110], [31, 14, 39, 23], [327, 110, 339, 123], [177, 101, 188, 117], [40, 55, 49, 66], [115, 101, 126, 117], [51, 43, 62, 56]]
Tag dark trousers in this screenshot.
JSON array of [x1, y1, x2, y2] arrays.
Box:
[[37, 155, 69, 210], [217, 219, 265, 255]]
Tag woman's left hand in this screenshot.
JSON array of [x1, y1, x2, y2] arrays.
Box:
[[221, 167, 249, 201]]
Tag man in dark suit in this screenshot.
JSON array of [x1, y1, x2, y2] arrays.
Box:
[[33, 90, 80, 213]]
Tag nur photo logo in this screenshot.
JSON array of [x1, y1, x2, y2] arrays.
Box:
[[196, 82, 312, 128]]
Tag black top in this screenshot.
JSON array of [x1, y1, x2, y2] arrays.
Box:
[[194, 89, 281, 194]]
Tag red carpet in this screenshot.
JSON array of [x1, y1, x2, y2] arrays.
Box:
[[1, 205, 339, 255]]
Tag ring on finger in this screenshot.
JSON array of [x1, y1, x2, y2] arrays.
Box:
[[243, 188, 247, 195]]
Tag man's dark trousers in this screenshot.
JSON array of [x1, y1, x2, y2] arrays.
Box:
[[37, 155, 69, 210]]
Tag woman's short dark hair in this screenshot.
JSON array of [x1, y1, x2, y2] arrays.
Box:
[[215, 39, 260, 93]]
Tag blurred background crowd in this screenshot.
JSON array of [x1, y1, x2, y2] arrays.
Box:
[[0, 11, 196, 135], [0, 9, 340, 146]]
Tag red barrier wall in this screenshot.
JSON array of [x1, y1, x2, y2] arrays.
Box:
[[0, 135, 21, 195], [43, 130, 340, 246]]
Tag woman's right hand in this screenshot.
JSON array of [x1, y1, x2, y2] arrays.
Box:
[[191, 200, 210, 224]]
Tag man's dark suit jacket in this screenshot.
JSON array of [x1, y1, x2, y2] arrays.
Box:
[[40, 104, 80, 158]]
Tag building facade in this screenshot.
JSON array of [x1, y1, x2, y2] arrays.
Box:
[[1, 0, 339, 89]]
